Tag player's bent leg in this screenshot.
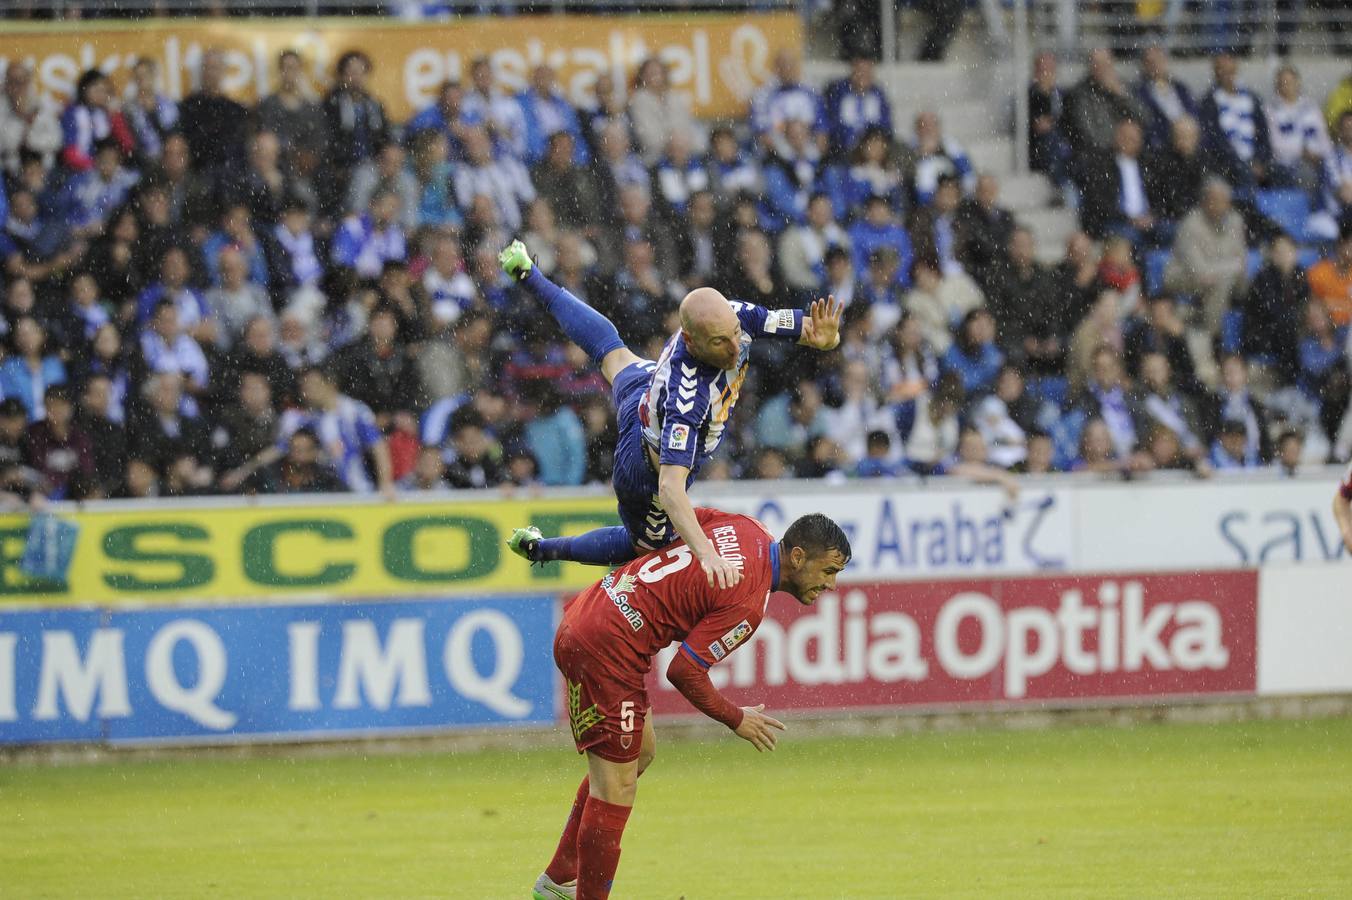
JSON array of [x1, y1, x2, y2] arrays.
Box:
[[523, 526, 638, 567], [599, 347, 644, 386], [501, 240, 628, 378]]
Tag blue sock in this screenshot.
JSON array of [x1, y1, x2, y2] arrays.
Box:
[[523, 269, 625, 366], [535, 527, 638, 567]]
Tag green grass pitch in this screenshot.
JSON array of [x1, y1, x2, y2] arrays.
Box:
[[2, 717, 1350, 898]]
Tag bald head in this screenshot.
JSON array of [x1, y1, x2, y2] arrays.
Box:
[[680, 287, 741, 369]]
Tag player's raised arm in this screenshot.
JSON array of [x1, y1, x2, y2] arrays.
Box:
[[658, 463, 742, 589], [797, 295, 843, 351]]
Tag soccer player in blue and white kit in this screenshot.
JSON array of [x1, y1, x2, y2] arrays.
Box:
[[499, 239, 842, 589]]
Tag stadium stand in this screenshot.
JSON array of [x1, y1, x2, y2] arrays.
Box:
[[1, 2, 1351, 503]]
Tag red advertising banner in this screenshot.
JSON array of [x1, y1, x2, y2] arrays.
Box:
[[647, 571, 1258, 715]]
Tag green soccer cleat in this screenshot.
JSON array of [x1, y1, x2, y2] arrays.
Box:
[[499, 239, 533, 281], [507, 525, 544, 563], [531, 873, 576, 899]]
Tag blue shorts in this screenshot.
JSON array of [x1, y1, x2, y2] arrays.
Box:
[[610, 361, 687, 552]]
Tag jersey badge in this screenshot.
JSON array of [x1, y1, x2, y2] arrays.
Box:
[[721, 619, 753, 652], [708, 640, 727, 662], [669, 423, 690, 451]]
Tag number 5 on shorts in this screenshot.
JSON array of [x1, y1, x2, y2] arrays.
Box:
[[620, 701, 636, 733]]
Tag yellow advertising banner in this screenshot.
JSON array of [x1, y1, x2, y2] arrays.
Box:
[[0, 497, 622, 606], [0, 12, 801, 121]]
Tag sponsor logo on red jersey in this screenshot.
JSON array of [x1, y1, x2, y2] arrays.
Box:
[[601, 572, 645, 631], [721, 619, 753, 652]]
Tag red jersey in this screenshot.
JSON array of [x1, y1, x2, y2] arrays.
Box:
[[562, 508, 780, 685]]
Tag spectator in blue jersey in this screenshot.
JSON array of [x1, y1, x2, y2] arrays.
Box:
[[139, 298, 210, 401], [856, 430, 903, 478], [762, 120, 826, 230], [403, 79, 477, 160], [498, 238, 841, 582], [1132, 47, 1197, 150], [1210, 419, 1260, 470], [1268, 65, 1332, 196], [57, 139, 138, 239], [60, 69, 129, 172], [331, 188, 407, 280], [1077, 345, 1141, 463], [275, 364, 395, 497], [849, 194, 913, 289], [60, 272, 111, 348], [464, 56, 528, 161], [911, 111, 974, 206], [823, 56, 892, 158], [517, 64, 589, 167], [453, 125, 535, 233], [943, 308, 1004, 398], [751, 50, 826, 157], [136, 247, 214, 342], [201, 204, 269, 288], [263, 199, 323, 308], [0, 316, 66, 421], [827, 126, 909, 221], [1198, 53, 1272, 193], [1205, 354, 1272, 463], [652, 131, 710, 221], [705, 125, 762, 205]]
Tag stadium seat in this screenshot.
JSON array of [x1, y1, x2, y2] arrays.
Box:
[[1220, 309, 1244, 355], [1254, 189, 1311, 242], [1297, 246, 1323, 270], [1144, 249, 1172, 297]]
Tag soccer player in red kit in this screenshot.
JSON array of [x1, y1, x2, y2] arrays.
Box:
[[1335, 459, 1352, 554], [531, 510, 851, 900]]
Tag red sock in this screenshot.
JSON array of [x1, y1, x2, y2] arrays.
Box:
[[576, 796, 632, 900], [544, 776, 590, 884]]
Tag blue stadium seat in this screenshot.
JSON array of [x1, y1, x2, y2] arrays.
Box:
[[1145, 249, 1172, 297], [1297, 246, 1323, 270], [1220, 309, 1244, 354], [1246, 249, 1263, 280], [1255, 189, 1311, 241]]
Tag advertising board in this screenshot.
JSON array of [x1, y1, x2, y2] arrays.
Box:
[[649, 571, 1259, 715], [0, 595, 556, 744]]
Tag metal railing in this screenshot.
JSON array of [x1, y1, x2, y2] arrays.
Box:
[[1030, 0, 1352, 57]]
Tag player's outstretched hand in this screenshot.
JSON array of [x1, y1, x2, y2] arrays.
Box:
[[699, 550, 743, 590], [735, 704, 786, 752], [799, 295, 844, 351]]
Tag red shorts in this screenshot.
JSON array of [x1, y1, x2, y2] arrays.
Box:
[[554, 622, 648, 764]]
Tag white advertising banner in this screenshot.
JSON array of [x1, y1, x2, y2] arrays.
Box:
[[689, 484, 1075, 581], [693, 472, 1348, 579], [1257, 564, 1352, 696], [1074, 477, 1349, 570]]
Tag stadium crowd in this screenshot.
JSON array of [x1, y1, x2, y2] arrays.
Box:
[[0, 40, 1350, 503]]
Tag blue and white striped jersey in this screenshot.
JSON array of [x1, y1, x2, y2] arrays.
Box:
[[638, 301, 803, 470]]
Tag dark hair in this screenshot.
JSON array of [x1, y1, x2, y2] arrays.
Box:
[[824, 245, 851, 267], [44, 384, 72, 405], [782, 513, 852, 565], [336, 50, 372, 77], [75, 69, 106, 105], [865, 430, 890, 452]]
